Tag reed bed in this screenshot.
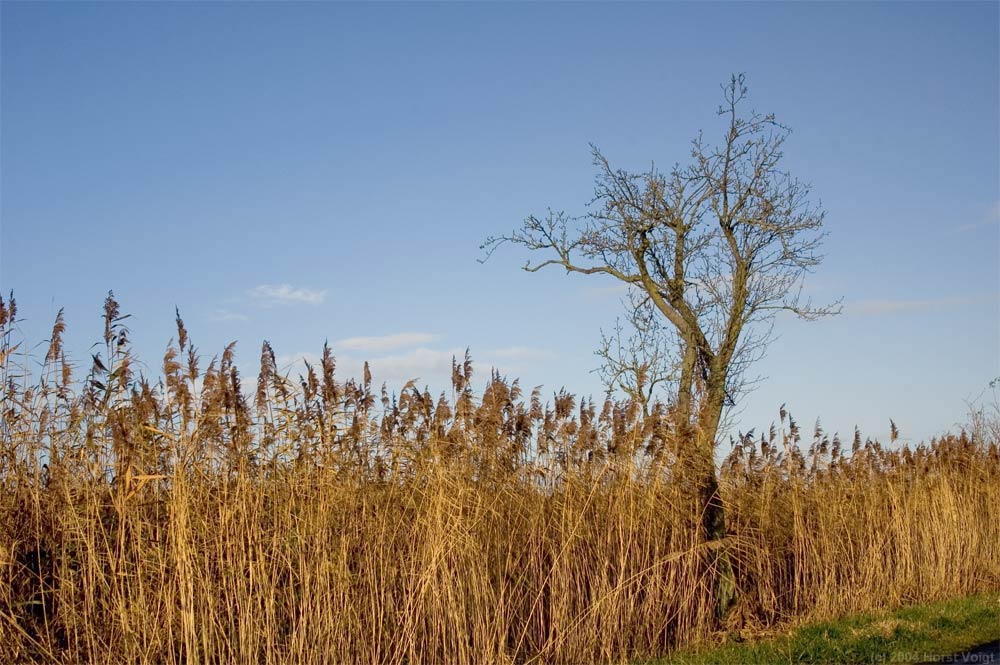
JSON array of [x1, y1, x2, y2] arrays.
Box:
[[1, 294, 998, 664]]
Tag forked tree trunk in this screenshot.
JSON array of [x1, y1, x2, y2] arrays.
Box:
[[688, 386, 736, 621], [675, 344, 736, 620], [691, 433, 735, 620]]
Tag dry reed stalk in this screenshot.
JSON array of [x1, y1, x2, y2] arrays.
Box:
[[0, 295, 997, 663]]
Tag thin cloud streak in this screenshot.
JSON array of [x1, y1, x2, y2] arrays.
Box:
[[270, 344, 555, 394], [580, 283, 632, 301], [482, 346, 556, 361], [334, 332, 440, 353], [849, 295, 992, 315], [210, 309, 249, 322], [952, 200, 1000, 233], [954, 219, 999, 233], [248, 284, 326, 306]]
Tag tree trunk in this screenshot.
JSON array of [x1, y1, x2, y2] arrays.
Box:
[[692, 384, 736, 621]]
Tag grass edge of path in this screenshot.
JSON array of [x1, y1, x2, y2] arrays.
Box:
[[643, 592, 1000, 664]]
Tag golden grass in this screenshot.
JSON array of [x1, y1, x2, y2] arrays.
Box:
[[1, 294, 997, 663]]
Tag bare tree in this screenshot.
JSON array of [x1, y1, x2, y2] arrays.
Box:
[[483, 74, 839, 615]]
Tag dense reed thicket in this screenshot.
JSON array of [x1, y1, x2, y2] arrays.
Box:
[[2, 294, 998, 664]]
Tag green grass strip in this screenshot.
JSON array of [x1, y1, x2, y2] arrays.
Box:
[[647, 593, 1000, 664]]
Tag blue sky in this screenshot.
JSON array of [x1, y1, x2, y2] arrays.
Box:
[[2, 1, 997, 445]]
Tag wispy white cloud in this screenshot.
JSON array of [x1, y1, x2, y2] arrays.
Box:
[[273, 348, 461, 390], [953, 200, 1000, 233], [849, 295, 990, 315], [954, 220, 998, 233], [268, 343, 555, 394], [248, 284, 326, 306], [477, 346, 558, 382], [334, 332, 440, 353], [580, 283, 632, 301], [356, 348, 463, 388], [209, 308, 249, 322], [482, 346, 556, 362]]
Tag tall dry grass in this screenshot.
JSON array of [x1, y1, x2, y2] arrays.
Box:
[[1, 293, 998, 664]]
